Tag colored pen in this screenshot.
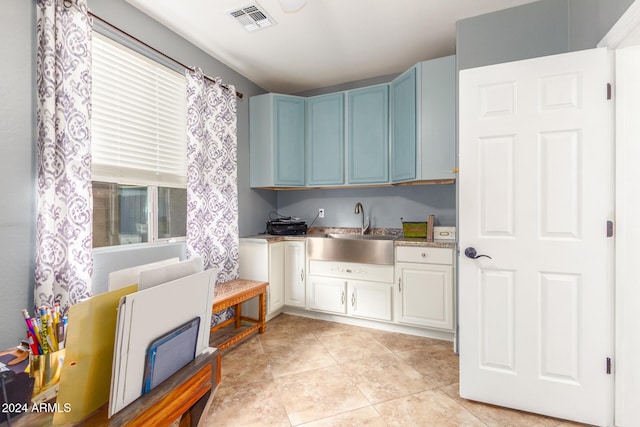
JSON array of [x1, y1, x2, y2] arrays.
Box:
[[26, 331, 40, 355], [22, 309, 42, 354], [46, 306, 58, 351], [39, 307, 50, 354], [21, 309, 36, 337]]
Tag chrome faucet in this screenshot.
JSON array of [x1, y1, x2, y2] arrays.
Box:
[[354, 202, 370, 235]]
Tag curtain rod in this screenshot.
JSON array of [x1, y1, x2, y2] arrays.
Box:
[[88, 11, 244, 99]]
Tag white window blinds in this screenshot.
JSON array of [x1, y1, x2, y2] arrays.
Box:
[[91, 32, 187, 187]]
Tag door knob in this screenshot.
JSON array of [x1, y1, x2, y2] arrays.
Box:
[[464, 247, 492, 259]]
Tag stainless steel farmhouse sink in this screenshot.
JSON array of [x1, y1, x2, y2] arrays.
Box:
[[306, 234, 395, 265]]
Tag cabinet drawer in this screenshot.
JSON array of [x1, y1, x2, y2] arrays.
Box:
[[395, 246, 453, 265], [308, 260, 394, 283]]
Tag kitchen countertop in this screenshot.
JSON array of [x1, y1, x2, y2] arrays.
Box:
[[393, 237, 456, 249], [241, 234, 307, 243], [241, 227, 456, 249]]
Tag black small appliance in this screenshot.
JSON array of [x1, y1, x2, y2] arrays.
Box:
[[266, 217, 307, 235]]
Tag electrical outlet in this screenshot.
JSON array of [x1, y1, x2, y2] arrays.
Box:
[[318, 208, 325, 218]]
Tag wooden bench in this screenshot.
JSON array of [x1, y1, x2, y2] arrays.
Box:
[[210, 279, 268, 349]]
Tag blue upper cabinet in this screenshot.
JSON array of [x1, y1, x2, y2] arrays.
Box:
[[249, 55, 455, 189], [417, 56, 456, 181], [306, 93, 344, 186], [347, 85, 389, 184], [390, 67, 417, 183], [390, 56, 456, 183], [250, 94, 305, 187]]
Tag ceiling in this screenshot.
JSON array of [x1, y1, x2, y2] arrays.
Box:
[[124, 0, 538, 94]]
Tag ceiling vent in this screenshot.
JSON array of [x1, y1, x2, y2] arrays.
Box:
[[227, 2, 276, 32]]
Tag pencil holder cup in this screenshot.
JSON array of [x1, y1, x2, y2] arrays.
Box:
[[29, 349, 66, 397]]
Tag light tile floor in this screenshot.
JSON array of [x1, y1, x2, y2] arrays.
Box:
[[206, 314, 589, 427]]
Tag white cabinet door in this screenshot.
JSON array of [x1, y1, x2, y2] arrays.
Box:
[[459, 48, 613, 426], [307, 275, 392, 321], [307, 275, 346, 314], [347, 281, 392, 321], [239, 239, 284, 317], [284, 241, 305, 307], [239, 240, 269, 281], [395, 263, 453, 330], [268, 242, 285, 313]]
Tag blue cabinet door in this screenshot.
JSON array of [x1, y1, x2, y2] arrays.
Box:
[[250, 94, 305, 187], [274, 95, 305, 186], [306, 93, 344, 186], [418, 56, 456, 181], [390, 67, 417, 183], [347, 85, 389, 184]]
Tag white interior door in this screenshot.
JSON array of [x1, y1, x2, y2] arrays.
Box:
[[458, 47, 614, 427]]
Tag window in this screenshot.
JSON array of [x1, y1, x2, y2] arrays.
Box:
[[91, 32, 188, 248], [92, 182, 187, 247]]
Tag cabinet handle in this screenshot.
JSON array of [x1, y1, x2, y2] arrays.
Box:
[[398, 277, 402, 292], [351, 292, 355, 307], [421, 252, 427, 258], [300, 269, 304, 283], [341, 290, 345, 304]]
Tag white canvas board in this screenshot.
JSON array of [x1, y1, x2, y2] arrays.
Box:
[[108, 257, 180, 291], [108, 267, 217, 417], [137, 256, 204, 290]]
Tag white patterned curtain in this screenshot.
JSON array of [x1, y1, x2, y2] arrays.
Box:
[[35, 0, 93, 315], [185, 69, 238, 324]]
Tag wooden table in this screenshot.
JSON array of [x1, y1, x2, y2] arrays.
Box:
[[210, 279, 268, 349], [11, 347, 220, 427]]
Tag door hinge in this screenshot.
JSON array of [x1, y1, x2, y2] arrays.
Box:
[[607, 220, 614, 238], [606, 357, 612, 374], [607, 83, 612, 100]]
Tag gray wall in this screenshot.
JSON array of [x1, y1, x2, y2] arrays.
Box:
[[568, 0, 636, 51], [1, 0, 36, 350], [277, 185, 456, 231], [457, 0, 634, 70], [294, 73, 399, 98]]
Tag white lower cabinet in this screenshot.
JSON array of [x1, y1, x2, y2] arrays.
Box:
[[394, 246, 454, 331], [307, 260, 394, 321], [284, 241, 306, 307], [240, 239, 306, 317], [239, 240, 285, 315], [241, 238, 454, 333]]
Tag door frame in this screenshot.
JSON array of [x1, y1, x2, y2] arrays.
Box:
[[598, 2, 640, 426]]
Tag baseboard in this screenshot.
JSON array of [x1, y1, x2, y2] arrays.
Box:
[[279, 306, 455, 343]]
